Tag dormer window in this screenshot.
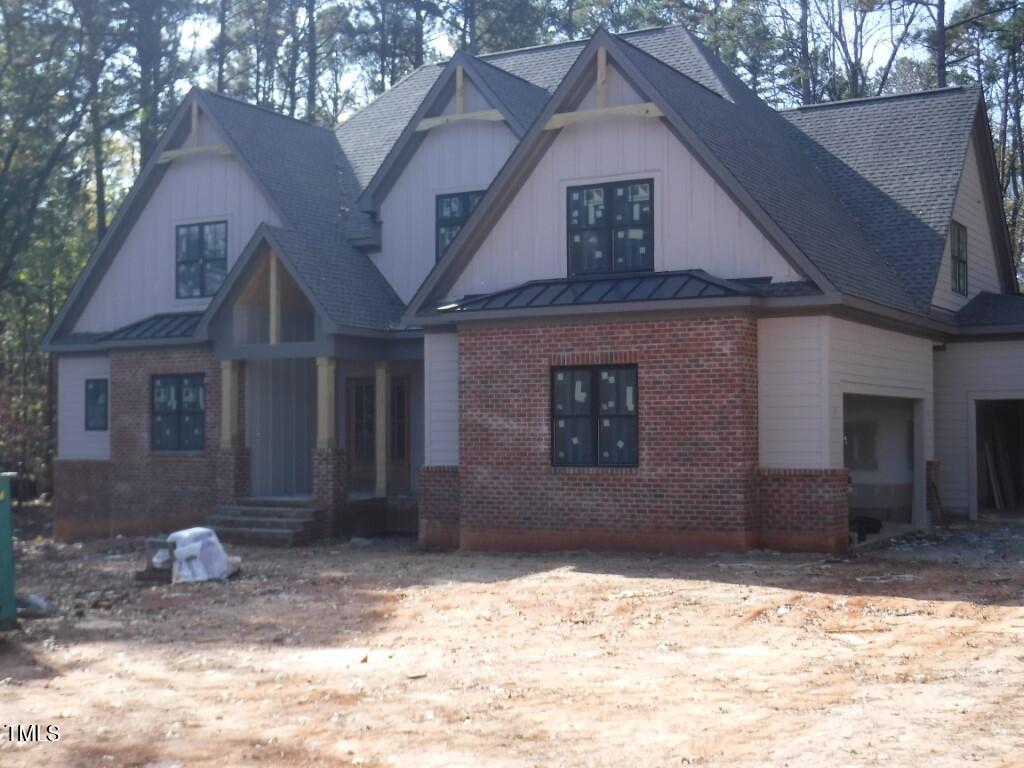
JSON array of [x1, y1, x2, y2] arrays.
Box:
[[951, 220, 968, 296], [567, 179, 653, 276], [436, 191, 482, 261], [176, 221, 227, 299]]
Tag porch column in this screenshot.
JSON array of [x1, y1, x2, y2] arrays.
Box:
[[313, 356, 348, 539], [374, 360, 389, 498], [269, 251, 282, 344], [216, 360, 249, 505]]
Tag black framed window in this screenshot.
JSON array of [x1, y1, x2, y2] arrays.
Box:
[[552, 365, 638, 467], [152, 375, 205, 451], [951, 220, 968, 295], [84, 379, 108, 431], [176, 221, 227, 298], [567, 179, 653, 276], [436, 191, 483, 261]]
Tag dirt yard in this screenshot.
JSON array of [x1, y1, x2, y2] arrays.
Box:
[[3, 522, 1024, 768]]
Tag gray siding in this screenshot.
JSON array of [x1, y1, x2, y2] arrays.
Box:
[[450, 63, 800, 298], [74, 113, 282, 333], [931, 133, 1002, 311], [424, 331, 459, 465], [246, 358, 316, 496], [934, 339, 1024, 514], [57, 354, 111, 460]]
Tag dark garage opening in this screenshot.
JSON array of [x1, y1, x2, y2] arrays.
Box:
[[976, 399, 1024, 515]]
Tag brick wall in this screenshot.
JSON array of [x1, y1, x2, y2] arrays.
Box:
[[52, 460, 112, 540], [313, 446, 349, 539], [418, 465, 459, 549], [107, 344, 223, 536], [757, 469, 850, 554], [456, 315, 760, 553]]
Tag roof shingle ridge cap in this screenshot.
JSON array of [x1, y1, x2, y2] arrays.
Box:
[[197, 87, 338, 135], [781, 85, 972, 112], [475, 24, 676, 61]]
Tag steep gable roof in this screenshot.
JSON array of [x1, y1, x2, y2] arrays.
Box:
[[783, 89, 1016, 305]]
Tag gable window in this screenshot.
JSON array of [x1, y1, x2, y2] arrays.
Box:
[[567, 179, 653, 276], [552, 365, 638, 467], [84, 379, 108, 431], [436, 191, 482, 261], [176, 221, 227, 299], [152, 375, 205, 451], [951, 220, 968, 296]]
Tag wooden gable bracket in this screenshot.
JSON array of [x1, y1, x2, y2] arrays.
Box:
[[544, 46, 663, 130], [157, 102, 233, 164], [414, 63, 505, 132]]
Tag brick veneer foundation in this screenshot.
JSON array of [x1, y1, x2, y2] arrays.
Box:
[[313, 446, 349, 539], [456, 315, 761, 553], [53, 344, 223, 539], [757, 468, 850, 554], [418, 465, 460, 549]]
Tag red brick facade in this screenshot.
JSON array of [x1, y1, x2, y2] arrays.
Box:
[[53, 344, 223, 539], [313, 446, 349, 538], [418, 465, 460, 549], [455, 315, 763, 553], [757, 469, 850, 553]]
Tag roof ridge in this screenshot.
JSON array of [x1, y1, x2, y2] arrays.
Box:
[[781, 86, 972, 112], [476, 24, 675, 61], [197, 87, 336, 134], [469, 52, 550, 91]]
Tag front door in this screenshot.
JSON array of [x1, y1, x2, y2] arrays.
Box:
[[347, 376, 411, 493]]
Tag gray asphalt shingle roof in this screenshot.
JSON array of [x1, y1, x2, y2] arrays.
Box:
[[783, 88, 982, 308], [957, 292, 1024, 326]]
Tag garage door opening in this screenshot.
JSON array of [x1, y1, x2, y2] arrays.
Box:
[[844, 394, 924, 545], [975, 399, 1024, 516]]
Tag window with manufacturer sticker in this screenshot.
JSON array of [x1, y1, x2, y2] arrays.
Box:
[[551, 365, 638, 467], [567, 179, 652, 276]]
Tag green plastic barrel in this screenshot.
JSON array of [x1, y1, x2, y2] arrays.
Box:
[[0, 473, 15, 630]]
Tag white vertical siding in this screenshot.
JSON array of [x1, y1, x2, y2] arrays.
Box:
[[375, 80, 518, 303], [827, 317, 934, 468], [74, 113, 282, 333], [424, 331, 459, 465], [758, 316, 830, 469], [57, 355, 110, 460], [933, 340, 1024, 514], [449, 64, 800, 298], [931, 133, 1003, 311]]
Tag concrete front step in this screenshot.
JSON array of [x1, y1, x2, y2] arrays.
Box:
[[235, 496, 316, 509], [209, 504, 326, 546]]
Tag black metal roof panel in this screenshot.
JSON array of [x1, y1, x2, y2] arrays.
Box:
[[101, 312, 204, 342], [435, 270, 755, 314]]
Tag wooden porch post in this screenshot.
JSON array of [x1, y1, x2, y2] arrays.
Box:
[[269, 251, 282, 344], [374, 360, 389, 497], [316, 356, 337, 449], [220, 360, 243, 449]]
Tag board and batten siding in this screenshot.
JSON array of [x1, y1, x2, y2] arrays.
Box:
[[933, 339, 1024, 515], [757, 316, 935, 472], [375, 79, 518, 303], [931, 132, 1003, 311], [246, 358, 316, 496], [450, 63, 801, 298], [74, 113, 282, 333], [424, 331, 459, 465], [758, 317, 830, 469], [58, 354, 111, 460]]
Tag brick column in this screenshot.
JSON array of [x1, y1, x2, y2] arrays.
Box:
[[926, 460, 942, 523], [216, 447, 251, 505], [418, 465, 460, 549], [216, 359, 249, 505], [757, 468, 850, 554], [313, 447, 349, 539]]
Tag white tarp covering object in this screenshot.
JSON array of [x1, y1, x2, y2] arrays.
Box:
[[166, 527, 230, 583]]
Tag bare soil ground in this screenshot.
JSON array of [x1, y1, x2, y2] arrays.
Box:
[[3, 521, 1024, 767]]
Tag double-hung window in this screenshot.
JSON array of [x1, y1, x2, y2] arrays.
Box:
[[152, 375, 205, 451], [951, 220, 968, 295], [84, 379, 108, 431], [552, 366, 638, 467], [567, 179, 653, 276], [436, 191, 482, 261], [176, 221, 227, 298]]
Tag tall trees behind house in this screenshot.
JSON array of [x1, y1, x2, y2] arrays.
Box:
[[0, 0, 1022, 493]]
